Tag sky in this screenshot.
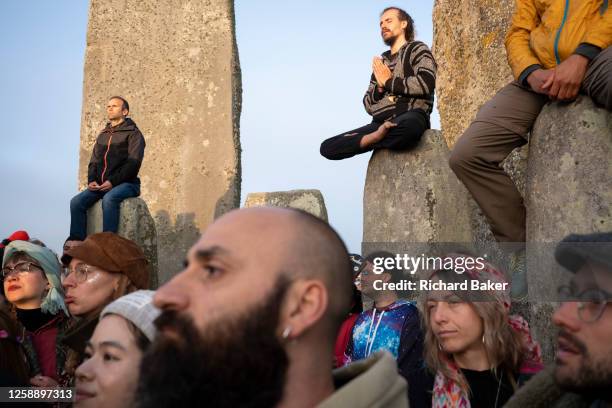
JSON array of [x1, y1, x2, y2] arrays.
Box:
[[0, 0, 437, 255]]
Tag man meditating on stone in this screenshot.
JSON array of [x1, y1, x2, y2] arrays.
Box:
[[66, 96, 146, 245], [320, 7, 436, 160]]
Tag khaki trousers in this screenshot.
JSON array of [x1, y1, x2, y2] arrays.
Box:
[[449, 47, 612, 242]]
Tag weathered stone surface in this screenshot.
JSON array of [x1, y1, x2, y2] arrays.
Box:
[[87, 198, 159, 288], [433, 0, 515, 147], [363, 130, 473, 244], [525, 97, 612, 362], [527, 97, 612, 242], [244, 190, 328, 221], [79, 0, 242, 281], [502, 146, 529, 198]]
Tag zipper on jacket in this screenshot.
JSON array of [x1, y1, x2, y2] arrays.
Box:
[[100, 129, 113, 183], [554, 0, 570, 65]]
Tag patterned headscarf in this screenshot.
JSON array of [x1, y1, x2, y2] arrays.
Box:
[[2, 240, 69, 316], [430, 254, 542, 408]]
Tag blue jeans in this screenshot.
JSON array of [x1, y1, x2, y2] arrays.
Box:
[[69, 182, 140, 240]]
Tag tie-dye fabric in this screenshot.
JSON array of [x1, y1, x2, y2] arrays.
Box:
[[347, 299, 418, 362]]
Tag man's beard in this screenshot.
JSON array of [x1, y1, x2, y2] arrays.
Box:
[[383, 32, 397, 46], [554, 329, 612, 399], [136, 277, 291, 408]]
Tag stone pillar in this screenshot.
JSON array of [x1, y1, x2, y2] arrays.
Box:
[[526, 97, 612, 241], [87, 198, 159, 288], [244, 190, 328, 221], [525, 97, 612, 361], [433, 0, 527, 251], [433, 0, 514, 147], [363, 130, 473, 244], [79, 0, 242, 282]]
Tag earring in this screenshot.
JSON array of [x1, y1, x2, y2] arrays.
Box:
[[482, 334, 485, 344], [282, 326, 292, 340]]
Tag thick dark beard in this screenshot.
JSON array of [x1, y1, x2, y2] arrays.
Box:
[[136, 277, 291, 408], [555, 330, 612, 400]]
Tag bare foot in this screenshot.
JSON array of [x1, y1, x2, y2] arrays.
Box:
[[358, 121, 398, 149], [370, 121, 397, 143]]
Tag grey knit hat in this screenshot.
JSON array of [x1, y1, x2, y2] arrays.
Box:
[[100, 290, 160, 341]]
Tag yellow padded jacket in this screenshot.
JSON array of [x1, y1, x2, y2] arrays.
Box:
[[505, 0, 611, 81]]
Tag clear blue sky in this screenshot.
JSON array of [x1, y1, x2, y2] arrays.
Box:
[[0, 1, 437, 255]]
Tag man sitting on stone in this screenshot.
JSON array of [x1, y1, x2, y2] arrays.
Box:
[[67, 96, 145, 244], [449, 1, 611, 245], [136, 207, 409, 408], [320, 7, 436, 160], [505, 231, 612, 407]]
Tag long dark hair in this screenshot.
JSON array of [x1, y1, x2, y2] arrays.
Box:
[[382, 7, 415, 42]]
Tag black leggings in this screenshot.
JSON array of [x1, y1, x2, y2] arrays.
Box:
[[320, 110, 429, 160]]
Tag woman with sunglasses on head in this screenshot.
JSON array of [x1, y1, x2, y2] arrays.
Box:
[[2, 239, 71, 388], [421, 254, 544, 408], [60, 232, 149, 383]]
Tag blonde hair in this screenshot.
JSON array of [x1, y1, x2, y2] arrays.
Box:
[[420, 269, 524, 394]]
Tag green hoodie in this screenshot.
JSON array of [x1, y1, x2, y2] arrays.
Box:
[[319, 351, 409, 408]]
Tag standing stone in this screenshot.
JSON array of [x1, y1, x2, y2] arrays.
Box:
[[433, 0, 527, 261], [527, 97, 612, 242], [433, 0, 515, 147], [87, 198, 159, 289], [363, 130, 473, 244], [79, 0, 242, 283], [244, 190, 328, 221], [525, 97, 612, 361]]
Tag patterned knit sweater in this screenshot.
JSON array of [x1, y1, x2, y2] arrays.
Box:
[[363, 40, 436, 122]]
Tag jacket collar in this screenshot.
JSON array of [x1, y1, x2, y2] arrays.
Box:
[[319, 352, 408, 408], [102, 117, 136, 133]]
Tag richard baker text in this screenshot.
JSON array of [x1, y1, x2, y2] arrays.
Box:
[[373, 279, 509, 292]]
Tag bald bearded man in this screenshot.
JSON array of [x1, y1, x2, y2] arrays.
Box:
[[136, 207, 409, 408]]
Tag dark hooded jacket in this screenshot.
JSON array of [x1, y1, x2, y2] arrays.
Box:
[[87, 118, 145, 186]]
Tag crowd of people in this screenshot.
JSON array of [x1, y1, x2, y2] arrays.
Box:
[[2, 1, 611, 407], [1, 210, 611, 407]]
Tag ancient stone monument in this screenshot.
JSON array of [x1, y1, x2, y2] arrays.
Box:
[[433, 0, 527, 250], [87, 198, 159, 288], [526, 97, 612, 242], [244, 190, 328, 221], [79, 0, 242, 282], [433, 0, 514, 147], [525, 99, 612, 360], [430, 0, 612, 363], [363, 130, 473, 244]]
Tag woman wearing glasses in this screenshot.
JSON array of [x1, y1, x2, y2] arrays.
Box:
[[60, 232, 149, 384], [1, 239, 71, 387], [421, 254, 544, 408]]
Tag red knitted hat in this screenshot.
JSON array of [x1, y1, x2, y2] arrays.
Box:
[[0, 230, 30, 248]]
